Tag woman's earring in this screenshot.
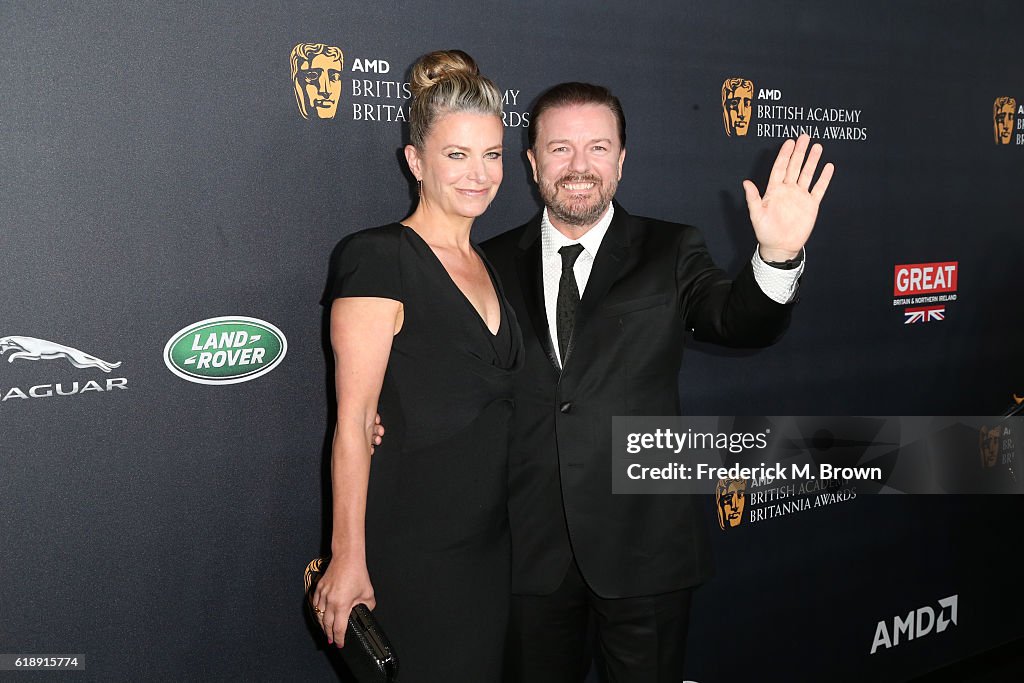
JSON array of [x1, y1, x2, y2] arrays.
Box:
[[417, 179, 422, 197]]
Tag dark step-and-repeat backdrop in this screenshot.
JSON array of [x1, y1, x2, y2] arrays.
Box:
[[2, 2, 1022, 681]]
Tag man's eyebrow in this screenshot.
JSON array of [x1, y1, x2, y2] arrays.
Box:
[[547, 138, 613, 145]]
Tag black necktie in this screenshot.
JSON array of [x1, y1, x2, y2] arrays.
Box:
[[557, 244, 585, 363]]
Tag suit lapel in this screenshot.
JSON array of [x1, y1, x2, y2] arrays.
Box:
[[563, 203, 634, 365], [515, 215, 561, 374]]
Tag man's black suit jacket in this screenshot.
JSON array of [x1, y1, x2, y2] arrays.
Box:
[[481, 202, 794, 599]]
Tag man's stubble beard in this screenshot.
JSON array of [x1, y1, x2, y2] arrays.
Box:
[[540, 172, 618, 228]]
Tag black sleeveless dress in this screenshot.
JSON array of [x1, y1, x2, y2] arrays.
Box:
[[323, 223, 523, 682]]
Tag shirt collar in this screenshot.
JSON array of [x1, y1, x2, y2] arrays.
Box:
[[540, 203, 615, 259]]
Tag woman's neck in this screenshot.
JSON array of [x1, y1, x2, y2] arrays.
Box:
[[403, 202, 475, 251]]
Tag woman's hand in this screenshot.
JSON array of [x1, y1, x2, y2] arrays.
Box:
[[311, 555, 376, 647]]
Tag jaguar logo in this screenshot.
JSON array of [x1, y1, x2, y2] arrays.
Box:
[[0, 336, 122, 373]]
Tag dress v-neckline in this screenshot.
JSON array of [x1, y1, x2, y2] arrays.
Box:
[[401, 224, 503, 338]]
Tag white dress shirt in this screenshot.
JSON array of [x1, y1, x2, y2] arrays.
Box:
[[540, 203, 804, 367]]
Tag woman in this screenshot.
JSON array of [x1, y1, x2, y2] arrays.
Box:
[[312, 50, 522, 681]]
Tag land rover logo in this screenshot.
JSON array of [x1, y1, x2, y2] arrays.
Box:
[[163, 316, 287, 385]]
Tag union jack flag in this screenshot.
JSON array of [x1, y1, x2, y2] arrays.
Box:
[[904, 305, 945, 324]]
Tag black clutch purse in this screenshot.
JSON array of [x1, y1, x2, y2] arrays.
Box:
[[304, 557, 400, 683]]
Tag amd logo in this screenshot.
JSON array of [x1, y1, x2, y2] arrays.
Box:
[[351, 58, 390, 73], [870, 594, 958, 655]]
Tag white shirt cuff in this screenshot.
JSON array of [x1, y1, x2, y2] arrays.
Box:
[[751, 247, 804, 304]]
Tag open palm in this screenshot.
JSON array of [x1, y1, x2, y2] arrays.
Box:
[[743, 134, 834, 262]]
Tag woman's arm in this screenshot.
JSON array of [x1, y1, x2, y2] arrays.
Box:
[[313, 296, 403, 647]]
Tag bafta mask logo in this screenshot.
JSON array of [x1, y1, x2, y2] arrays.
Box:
[[722, 78, 754, 137], [716, 478, 747, 529], [993, 97, 1016, 145], [291, 43, 344, 120], [979, 425, 1000, 468]]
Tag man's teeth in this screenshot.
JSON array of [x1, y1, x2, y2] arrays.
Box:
[[562, 183, 595, 190]]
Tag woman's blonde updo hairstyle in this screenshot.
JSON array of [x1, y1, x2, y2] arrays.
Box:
[[408, 50, 503, 149]]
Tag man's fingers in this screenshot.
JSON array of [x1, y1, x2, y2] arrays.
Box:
[[785, 134, 810, 184], [369, 413, 385, 451], [767, 138, 795, 186], [742, 179, 762, 214], [810, 162, 835, 200], [797, 143, 823, 189]]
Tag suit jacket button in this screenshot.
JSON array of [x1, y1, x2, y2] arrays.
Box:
[[559, 401, 573, 414]]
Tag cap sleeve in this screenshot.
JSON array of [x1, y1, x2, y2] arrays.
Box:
[[322, 226, 403, 304]]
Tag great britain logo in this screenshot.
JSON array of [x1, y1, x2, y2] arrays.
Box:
[[892, 262, 959, 325]]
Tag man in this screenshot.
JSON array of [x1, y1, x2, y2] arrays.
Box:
[[290, 43, 343, 120], [481, 82, 833, 682]]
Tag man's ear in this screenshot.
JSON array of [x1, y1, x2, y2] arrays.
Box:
[[526, 148, 539, 184], [617, 147, 626, 180]]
